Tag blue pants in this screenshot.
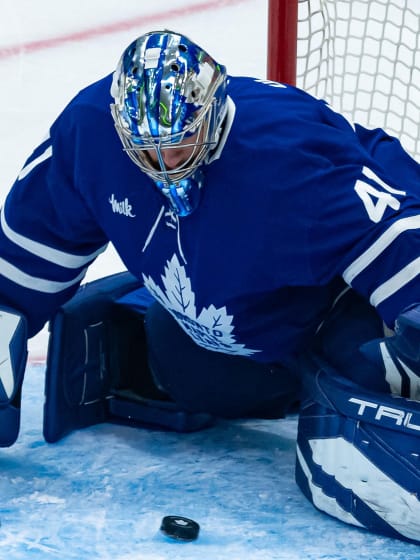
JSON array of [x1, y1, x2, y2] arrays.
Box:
[[144, 289, 385, 419]]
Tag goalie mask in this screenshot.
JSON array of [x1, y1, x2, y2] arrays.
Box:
[[110, 30, 228, 216]]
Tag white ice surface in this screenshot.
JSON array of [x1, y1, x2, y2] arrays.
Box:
[[1, 364, 418, 559], [0, 1, 419, 557]]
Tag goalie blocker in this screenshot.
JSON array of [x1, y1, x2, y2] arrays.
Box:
[[43, 271, 214, 443], [0, 306, 28, 446], [296, 353, 420, 545]]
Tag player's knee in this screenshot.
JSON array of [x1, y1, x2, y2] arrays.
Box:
[[360, 303, 420, 399]]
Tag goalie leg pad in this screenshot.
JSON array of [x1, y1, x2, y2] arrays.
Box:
[[0, 306, 27, 446], [44, 272, 213, 443], [360, 302, 420, 399], [295, 353, 420, 544], [44, 272, 143, 442]]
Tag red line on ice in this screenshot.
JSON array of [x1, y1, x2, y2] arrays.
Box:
[[0, 0, 247, 59]]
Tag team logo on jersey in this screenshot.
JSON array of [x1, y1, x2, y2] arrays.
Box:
[[142, 254, 260, 357], [108, 194, 136, 217]]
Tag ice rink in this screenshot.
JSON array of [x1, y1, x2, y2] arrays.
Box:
[[0, 1, 419, 558]]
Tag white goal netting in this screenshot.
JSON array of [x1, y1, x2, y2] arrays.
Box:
[[296, 0, 420, 160]]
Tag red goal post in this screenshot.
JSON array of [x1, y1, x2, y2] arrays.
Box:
[[266, 0, 420, 161], [267, 0, 298, 85]]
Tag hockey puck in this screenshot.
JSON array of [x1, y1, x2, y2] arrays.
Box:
[[160, 515, 200, 541]]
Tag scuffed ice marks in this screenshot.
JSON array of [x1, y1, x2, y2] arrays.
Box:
[[0, 364, 419, 559]]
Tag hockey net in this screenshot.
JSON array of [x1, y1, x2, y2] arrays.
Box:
[[269, 0, 420, 161]]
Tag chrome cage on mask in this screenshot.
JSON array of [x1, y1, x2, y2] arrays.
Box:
[[110, 98, 219, 185]]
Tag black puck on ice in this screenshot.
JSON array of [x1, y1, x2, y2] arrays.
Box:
[[160, 515, 200, 541]]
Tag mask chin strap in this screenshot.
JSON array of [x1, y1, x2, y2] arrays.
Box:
[[155, 169, 204, 217]]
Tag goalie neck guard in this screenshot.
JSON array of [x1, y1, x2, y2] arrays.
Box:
[[296, 353, 420, 544]]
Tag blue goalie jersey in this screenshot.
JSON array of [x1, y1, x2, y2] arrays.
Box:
[[0, 74, 419, 365]]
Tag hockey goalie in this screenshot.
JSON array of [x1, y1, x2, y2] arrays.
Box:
[[0, 30, 419, 543]]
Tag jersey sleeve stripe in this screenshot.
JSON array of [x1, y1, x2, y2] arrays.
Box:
[[369, 256, 420, 307], [1, 208, 107, 268], [17, 145, 53, 181], [343, 215, 420, 284], [0, 256, 87, 293]]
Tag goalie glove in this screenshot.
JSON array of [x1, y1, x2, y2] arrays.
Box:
[[0, 306, 28, 446], [359, 303, 420, 400]]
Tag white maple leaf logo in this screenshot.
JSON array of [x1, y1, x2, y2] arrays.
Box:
[[143, 254, 260, 357]]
